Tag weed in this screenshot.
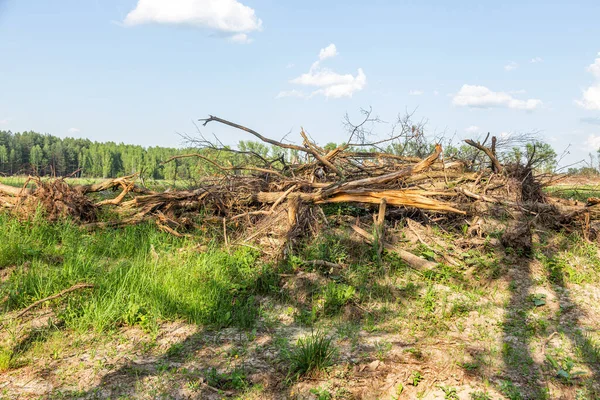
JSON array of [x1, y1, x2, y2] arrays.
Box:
[[374, 340, 392, 360], [288, 331, 337, 380], [391, 383, 404, 399], [411, 371, 423, 386], [204, 367, 248, 390], [439, 385, 459, 399], [322, 282, 355, 315], [309, 386, 332, 400], [186, 379, 202, 391], [470, 391, 491, 400], [498, 380, 523, 400], [0, 347, 13, 372], [166, 343, 185, 358], [546, 355, 586, 383]]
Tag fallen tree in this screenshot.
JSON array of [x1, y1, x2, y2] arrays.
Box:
[[1, 115, 597, 260]]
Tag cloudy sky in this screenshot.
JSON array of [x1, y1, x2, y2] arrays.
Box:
[[0, 0, 599, 165]]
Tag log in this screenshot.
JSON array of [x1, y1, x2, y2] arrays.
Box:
[[376, 198, 387, 257], [0, 182, 31, 197], [351, 224, 438, 270], [251, 188, 465, 214]]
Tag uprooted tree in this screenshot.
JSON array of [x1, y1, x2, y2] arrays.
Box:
[[0, 114, 598, 268]]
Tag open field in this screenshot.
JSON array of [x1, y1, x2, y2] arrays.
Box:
[[1, 208, 600, 399], [0, 176, 191, 193]]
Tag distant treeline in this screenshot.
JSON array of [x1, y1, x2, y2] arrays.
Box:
[[0, 130, 226, 179]]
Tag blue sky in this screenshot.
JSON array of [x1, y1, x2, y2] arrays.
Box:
[[1, 0, 600, 165]]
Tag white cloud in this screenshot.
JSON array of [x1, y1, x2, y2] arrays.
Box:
[[585, 134, 600, 149], [229, 33, 252, 44], [280, 44, 366, 99], [578, 85, 600, 110], [530, 57, 543, 63], [465, 125, 480, 134], [68, 128, 81, 133], [275, 89, 306, 99], [576, 53, 600, 111], [409, 90, 423, 96], [452, 84, 542, 111], [0, 118, 8, 125], [433, 90, 439, 96], [286, 63, 295, 69], [588, 53, 600, 79], [504, 61, 518, 71], [319, 44, 338, 61], [123, 0, 262, 42]]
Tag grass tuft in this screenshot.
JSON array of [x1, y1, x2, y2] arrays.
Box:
[[288, 331, 337, 380]]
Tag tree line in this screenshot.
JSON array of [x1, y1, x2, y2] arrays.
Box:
[[0, 130, 210, 180], [0, 129, 560, 181]]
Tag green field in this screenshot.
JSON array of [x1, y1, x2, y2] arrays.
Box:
[[0, 175, 189, 192], [545, 185, 600, 202]]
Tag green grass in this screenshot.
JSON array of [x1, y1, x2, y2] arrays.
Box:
[[287, 331, 337, 380], [2, 207, 600, 398], [0, 212, 276, 332], [0, 175, 192, 191], [545, 185, 600, 202]]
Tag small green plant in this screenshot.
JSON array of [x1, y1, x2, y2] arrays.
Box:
[[498, 380, 523, 400], [391, 383, 404, 400], [530, 293, 547, 307], [411, 371, 423, 386], [546, 355, 586, 383], [204, 367, 248, 390], [470, 391, 491, 400], [439, 385, 458, 399], [405, 347, 424, 360], [166, 342, 185, 358], [0, 347, 13, 372], [375, 340, 392, 360], [309, 386, 332, 400], [322, 282, 355, 315], [288, 331, 337, 380], [186, 379, 202, 391]]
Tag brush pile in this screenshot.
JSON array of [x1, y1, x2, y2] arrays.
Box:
[[1, 115, 599, 258]]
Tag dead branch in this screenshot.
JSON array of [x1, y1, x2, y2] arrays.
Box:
[[464, 138, 503, 173], [15, 283, 94, 319]]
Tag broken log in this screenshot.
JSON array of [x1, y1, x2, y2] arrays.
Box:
[[351, 224, 438, 270]]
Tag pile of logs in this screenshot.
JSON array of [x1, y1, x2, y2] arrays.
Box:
[[1, 116, 599, 254]]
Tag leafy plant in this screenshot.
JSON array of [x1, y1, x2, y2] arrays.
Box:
[[322, 282, 355, 315], [204, 367, 248, 390], [470, 391, 492, 400], [530, 293, 547, 307], [498, 380, 523, 400], [546, 355, 586, 383], [439, 385, 459, 400], [309, 386, 332, 400], [411, 371, 423, 386]]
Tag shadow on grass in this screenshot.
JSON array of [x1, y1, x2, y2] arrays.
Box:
[[498, 224, 600, 399]]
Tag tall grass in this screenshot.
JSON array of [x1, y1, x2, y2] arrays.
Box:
[[0, 212, 277, 332]]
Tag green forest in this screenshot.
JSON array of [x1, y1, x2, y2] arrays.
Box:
[[0, 130, 292, 180], [0, 130, 203, 179]]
